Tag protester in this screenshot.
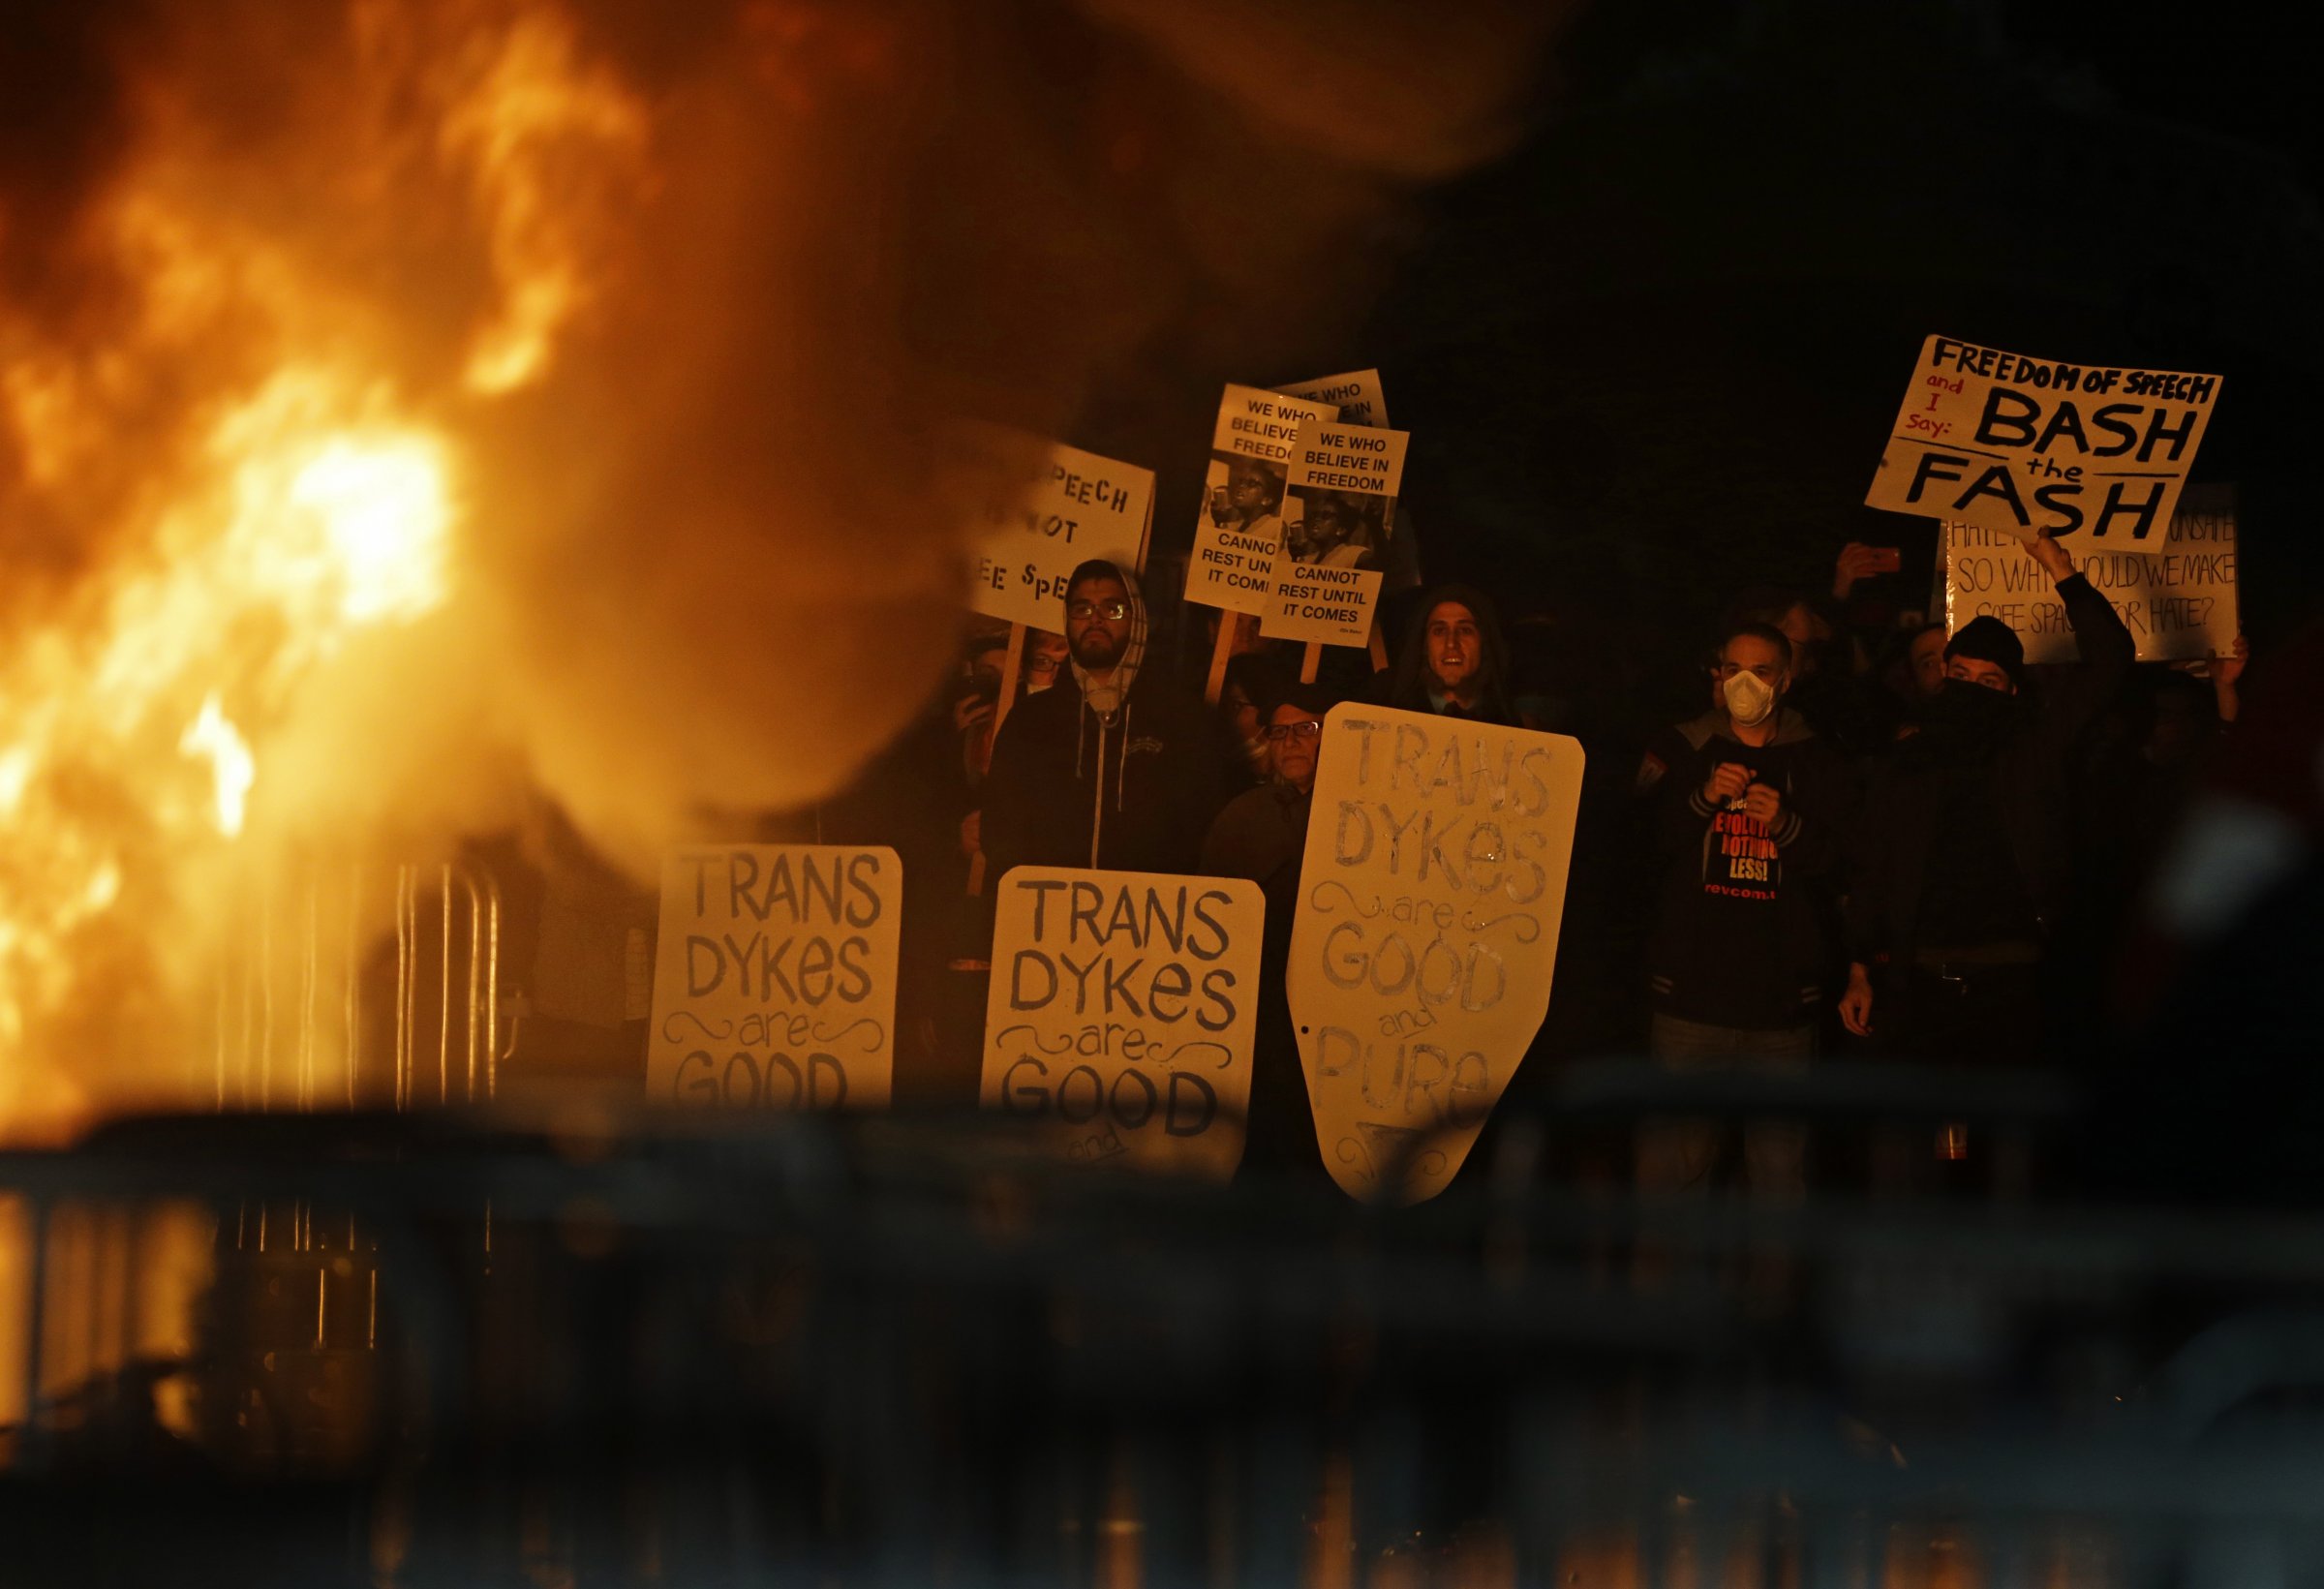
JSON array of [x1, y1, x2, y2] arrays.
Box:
[[1635, 622, 1851, 1197], [1837, 530, 2134, 1068], [1382, 583, 1521, 725], [1023, 628, 1069, 694], [1219, 652, 1291, 783], [1895, 622, 1947, 708], [1202, 682, 1335, 1176], [982, 560, 1238, 877]]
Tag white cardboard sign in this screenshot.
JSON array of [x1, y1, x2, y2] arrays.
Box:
[[1287, 707, 1583, 1204], [982, 867, 1263, 1180], [647, 845, 902, 1111], [1867, 333, 2220, 546]]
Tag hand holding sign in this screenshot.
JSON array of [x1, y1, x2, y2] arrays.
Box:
[[1942, 487, 2239, 663]]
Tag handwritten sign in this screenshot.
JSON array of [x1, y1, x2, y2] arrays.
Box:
[[1287, 707, 1583, 1204], [1943, 487, 2238, 663], [1868, 334, 2220, 545], [959, 426, 1154, 630], [1278, 368, 1390, 428], [982, 867, 1263, 1180], [1262, 420, 1408, 646], [647, 845, 902, 1111], [1189, 384, 1338, 615]]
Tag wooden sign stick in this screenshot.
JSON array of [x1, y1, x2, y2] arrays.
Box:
[[993, 622, 1024, 733], [1204, 611, 1237, 706], [1367, 613, 1389, 675], [1300, 641, 1322, 685], [967, 623, 1024, 898]]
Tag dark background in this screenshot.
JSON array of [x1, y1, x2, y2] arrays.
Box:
[[1099, 0, 2322, 713]]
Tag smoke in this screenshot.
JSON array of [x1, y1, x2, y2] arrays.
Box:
[[0, 0, 1564, 1128]]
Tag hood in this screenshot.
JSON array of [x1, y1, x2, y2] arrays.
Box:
[[1067, 560, 1147, 719]]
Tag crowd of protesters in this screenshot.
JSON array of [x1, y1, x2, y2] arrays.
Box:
[[643, 527, 2257, 1198]]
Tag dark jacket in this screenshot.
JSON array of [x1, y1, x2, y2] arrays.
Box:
[[1641, 706, 1851, 1029], [1845, 571, 2135, 967], [1200, 782, 1321, 1176], [982, 668, 1237, 880]]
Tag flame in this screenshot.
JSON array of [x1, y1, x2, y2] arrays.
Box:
[[0, 0, 637, 1134], [441, 10, 651, 393], [178, 696, 257, 838], [0, 0, 1553, 1139]]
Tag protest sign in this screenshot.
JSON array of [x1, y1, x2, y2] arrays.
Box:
[[1188, 384, 1339, 617], [1867, 334, 2221, 546], [960, 427, 1154, 631], [1942, 486, 2239, 663], [647, 845, 902, 1111], [1264, 564, 1387, 648], [1286, 706, 1584, 1204], [982, 867, 1263, 1180], [1262, 420, 1409, 650], [1278, 369, 1390, 428]]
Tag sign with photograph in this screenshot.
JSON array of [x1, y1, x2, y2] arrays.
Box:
[[1261, 421, 1410, 647], [1188, 384, 1339, 615]]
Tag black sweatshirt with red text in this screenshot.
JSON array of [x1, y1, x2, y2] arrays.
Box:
[[1637, 707, 1853, 1030]]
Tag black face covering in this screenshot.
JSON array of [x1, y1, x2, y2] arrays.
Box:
[[1917, 678, 2020, 760]]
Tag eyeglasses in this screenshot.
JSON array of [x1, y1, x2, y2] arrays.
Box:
[[1265, 720, 1323, 742], [1066, 599, 1131, 622]]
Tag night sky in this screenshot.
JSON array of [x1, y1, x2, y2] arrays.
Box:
[[1129, 0, 2321, 716]]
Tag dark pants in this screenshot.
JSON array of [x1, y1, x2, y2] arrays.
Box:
[[1879, 962, 2043, 1068], [1636, 1013, 1814, 1198], [1870, 959, 2044, 1196]]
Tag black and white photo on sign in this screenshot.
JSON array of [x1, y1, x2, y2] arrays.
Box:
[[1205, 449, 1288, 552], [1283, 486, 1388, 569]]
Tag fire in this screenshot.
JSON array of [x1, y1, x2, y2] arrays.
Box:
[[178, 696, 256, 839], [0, 0, 1552, 1139], [0, 0, 642, 1135]]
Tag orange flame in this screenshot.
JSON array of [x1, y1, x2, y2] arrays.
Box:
[[1, 0, 1557, 1140], [0, 0, 647, 1135]]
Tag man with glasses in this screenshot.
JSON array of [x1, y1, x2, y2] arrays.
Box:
[[1202, 682, 1336, 1175], [1635, 621, 1852, 1199], [982, 559, 1236, 880]]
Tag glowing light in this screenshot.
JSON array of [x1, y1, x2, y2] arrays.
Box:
[[0, 0, 648, 1137], [443, 13, 652, 393], [180, 696, 257, 838], [289, 438, 453, 625]]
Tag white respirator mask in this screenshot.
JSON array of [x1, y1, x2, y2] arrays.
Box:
[[1722, 669, 1777, 727]]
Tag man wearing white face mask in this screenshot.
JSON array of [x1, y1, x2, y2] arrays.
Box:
[[1636, 621, 1852, 1198]]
